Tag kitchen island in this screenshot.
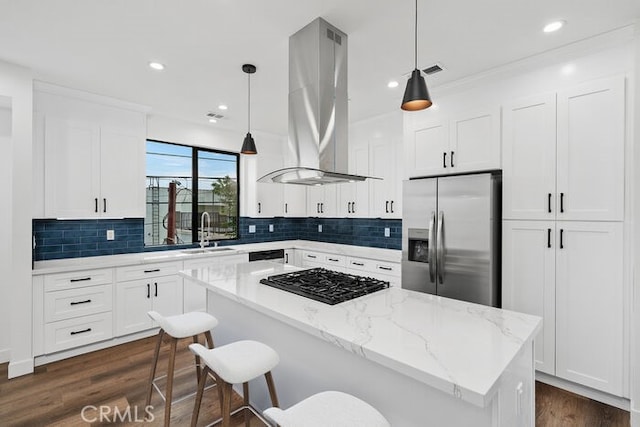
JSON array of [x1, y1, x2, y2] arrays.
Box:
[[180, 261, 541, 426]]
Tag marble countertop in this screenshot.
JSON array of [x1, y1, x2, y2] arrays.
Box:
[[180, 261, 542, 408], [32, 240, 401, 275]]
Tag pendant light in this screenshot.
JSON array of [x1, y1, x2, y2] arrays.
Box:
[[240, 64, 257, 154], [401, 0, 432, 111]]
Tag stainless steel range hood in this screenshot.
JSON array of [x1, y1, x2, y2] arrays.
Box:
[[258, 18, 378, 185]]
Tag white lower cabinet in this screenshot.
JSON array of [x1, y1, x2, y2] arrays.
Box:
[[301, 250, 400, 286], [503, 220, 624, 396], [115, 262, 183, 336]]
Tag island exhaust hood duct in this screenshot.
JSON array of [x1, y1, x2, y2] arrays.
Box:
[[258, 18, 379, 185]]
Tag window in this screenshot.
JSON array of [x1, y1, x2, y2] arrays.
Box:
[[145, 140, 239, 247]]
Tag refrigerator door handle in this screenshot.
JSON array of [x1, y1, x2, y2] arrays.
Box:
[[437, 211, 445, 285], [428, 211, 436, 283]]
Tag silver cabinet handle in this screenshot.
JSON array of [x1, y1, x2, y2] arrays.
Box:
[[437, 211, 445, 285], [428, 211, 436, 283]]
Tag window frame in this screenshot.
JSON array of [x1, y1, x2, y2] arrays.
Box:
[[146, 139, 241, 246]]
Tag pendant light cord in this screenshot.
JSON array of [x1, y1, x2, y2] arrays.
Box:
[[247, 72, 251, 132], [414, 0, 418, 70]]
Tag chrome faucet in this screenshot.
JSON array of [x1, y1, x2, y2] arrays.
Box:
[[200, 212, 211, 248]]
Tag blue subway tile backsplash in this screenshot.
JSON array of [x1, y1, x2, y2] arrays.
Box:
[[34, 217, 401, 261]]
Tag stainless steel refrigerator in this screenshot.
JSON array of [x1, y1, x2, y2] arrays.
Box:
[[401, 172, 501, 307]]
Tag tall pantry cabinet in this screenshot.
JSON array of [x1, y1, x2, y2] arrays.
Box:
[[502, 76, 626, 397]]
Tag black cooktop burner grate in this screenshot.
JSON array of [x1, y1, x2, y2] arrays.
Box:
[[260, 268, 389, 305]]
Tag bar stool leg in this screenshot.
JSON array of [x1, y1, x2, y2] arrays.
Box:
[[243, 382, 250, 427], [163, 337, 178, 427], [221, 381, 233, 427], [145, 329, 165, 416], [190, 365, 210, 427], [204, 330, 215, 348], [192, 335, 202, 380], [265, 371, 279, 407]]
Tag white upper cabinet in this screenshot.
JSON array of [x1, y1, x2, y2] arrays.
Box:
[[36, 84, 147, 219], [502, 93, 557, 220], [502, 76, 625, 221], [283, 185, 306, 217], [449, 108, 501, 173], [368, 112, 403, 219], [255, 152, 284, 217], [556, 77, 625, 221], [338, 143, 369, 218], [555, 221, 624, 395], [405, 107, 500, 178], [306, 185, 337, 217]]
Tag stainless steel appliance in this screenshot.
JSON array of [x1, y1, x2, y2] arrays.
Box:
[[248, 249, 285, 263], [260, 268, 389, 305], [402, 172, 501, 307]]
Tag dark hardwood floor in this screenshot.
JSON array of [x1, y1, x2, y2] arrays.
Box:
[[0, 336, 631, 426]]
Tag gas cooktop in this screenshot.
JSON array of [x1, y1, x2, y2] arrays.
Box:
[[259, 268, 389, 305]]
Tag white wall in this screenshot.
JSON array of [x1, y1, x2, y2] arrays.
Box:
[[631, 22, 640, 427], [0, 104, 11, 363], [147, 114, 286, 217], [0, 59, 33, 378]]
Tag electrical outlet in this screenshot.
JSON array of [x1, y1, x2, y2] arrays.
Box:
[[269, 224, 274, 232], [249, 225, 256, 233], [384, 227, 390, 237], [318, 224, 323, 232], [106, 230, 115, 240]]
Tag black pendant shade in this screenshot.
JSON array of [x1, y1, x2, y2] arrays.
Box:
[[401, 0, 432, 111], [241, 63, 258, 155], [401, 69, 432, 111], [241, 132, 257, 154]]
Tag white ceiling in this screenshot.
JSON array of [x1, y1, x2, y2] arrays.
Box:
[[0, 0, 637, 137]]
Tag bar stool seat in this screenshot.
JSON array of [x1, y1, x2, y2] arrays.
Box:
[[145, 310, 218, 427], [190, 340, 280, 427], [263, 391, 390, 427], [148, 310, 219, 338]]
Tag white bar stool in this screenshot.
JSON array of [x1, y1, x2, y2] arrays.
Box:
[[263, 391, 390, 427], [189, 340, 280, 427], [144, 310, 219, 427]]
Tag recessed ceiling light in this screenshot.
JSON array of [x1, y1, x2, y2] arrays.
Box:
[[543, 20, 565, 33], [148, 62, 165, 71], [387, 80, 399, 88], [208, 118, 217, 123], [218, 104, 228, 110], [561, 64, 576, 75]]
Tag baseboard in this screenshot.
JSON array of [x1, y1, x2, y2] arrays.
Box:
[[8, 358, 34, 378], [34, 328, 158, 367], [0, 348, 10, 364], [631, 408, 639, 427], [536, 372, 630, 411]]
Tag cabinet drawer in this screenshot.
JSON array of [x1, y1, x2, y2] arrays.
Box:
[[44, 268, 113, 292], [44, 284, 112, 323], [323, 254, 346, 267], [301, 251, 322, 263], [373, 261, 400, 276], [116, 261, 181, 282], [44, 312, 113, 353], [347, 257, 374, 272]]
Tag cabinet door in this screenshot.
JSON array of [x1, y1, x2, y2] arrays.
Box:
[[369, 139, 400, 218], [337, 183, 356, 217], [350, 144, 370, 218], [306, 186, 336, 217], [502, 221, 556, 375], [283, 185, 306, 217], [449, 107, 501, 173], [44, 118, 100, 218], [306, 186, 323, 216], [100, 127, 145, 217], [557, 77, 625, 221], [555, 221, 623, 395], [152, 275, 183, 318], [502, 94, 557, 220], [256, 153, 284, 217], [407, 119, 448, 177], [115, 279, 154, 335]]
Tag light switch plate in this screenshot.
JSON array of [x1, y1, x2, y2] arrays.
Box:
[[318, 224, 322, 232], [106, 230, 115, 240], [384, 227, 390, 237], [249, 225, 256, 233], [269, 224, 274, 232]]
